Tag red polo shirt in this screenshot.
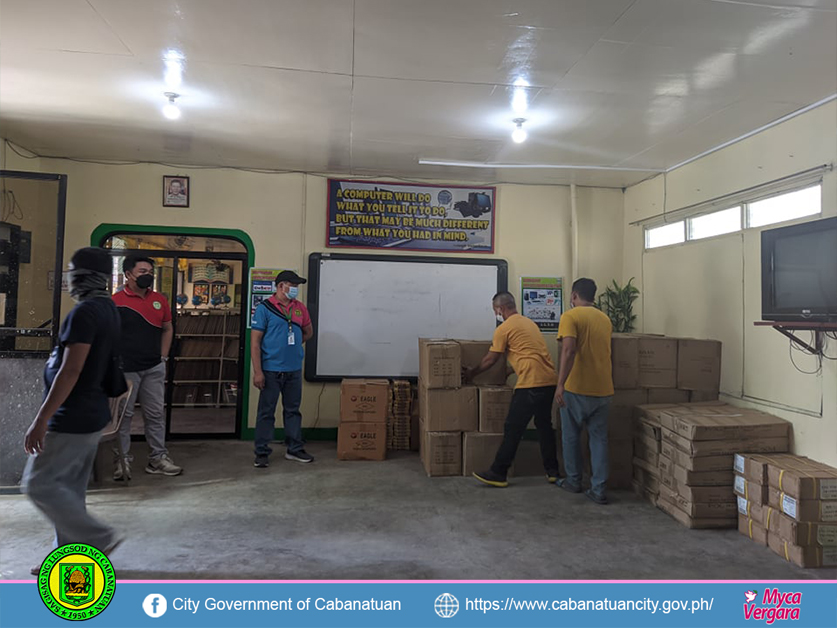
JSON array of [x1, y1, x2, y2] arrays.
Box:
[[112, 286, 172, 373]]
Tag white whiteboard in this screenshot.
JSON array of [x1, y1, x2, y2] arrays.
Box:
[[306, 254, 507, 379]]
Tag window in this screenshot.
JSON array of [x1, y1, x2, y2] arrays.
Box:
[[645, 221, 685, 249], [688, 206, 741, 240], [747, 185, 821, 229]]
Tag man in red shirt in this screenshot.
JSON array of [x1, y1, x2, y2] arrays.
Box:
[[112, 256, 181, 478]]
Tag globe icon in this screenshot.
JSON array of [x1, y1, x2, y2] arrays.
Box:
[[434, 593, 459, 618]]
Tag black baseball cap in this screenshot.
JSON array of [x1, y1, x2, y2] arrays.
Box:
[[70, 247, 112, 275], [274, 270, 307, 285]]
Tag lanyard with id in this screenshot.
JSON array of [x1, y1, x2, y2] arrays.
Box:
[[281, 305, 295, 346]]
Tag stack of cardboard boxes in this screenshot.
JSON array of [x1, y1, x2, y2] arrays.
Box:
[[607, 334, 723, 495], [736, 453, 837, 568], [337, 379, 390, 461], [650, 403, 791, 528], [388, 380, 412, 451], [418, 339, 512, 477]]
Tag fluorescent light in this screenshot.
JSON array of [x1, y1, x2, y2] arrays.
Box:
[[417, 159, 666, 172], [511, 78, 529, 114]]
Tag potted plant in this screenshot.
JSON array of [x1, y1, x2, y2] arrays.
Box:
[[596, 278, 639, 333]]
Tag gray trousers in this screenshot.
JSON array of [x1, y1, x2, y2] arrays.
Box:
[[118, 361, 168, 461], [21, 430, 117, 550]]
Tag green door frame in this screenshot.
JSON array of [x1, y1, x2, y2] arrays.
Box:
[[91, 224, 260, 439]]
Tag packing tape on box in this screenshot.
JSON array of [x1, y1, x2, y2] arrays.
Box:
[[766, 507, 773, 530], [779, 469, 784, 492], [749, 519, 754, 540], [784, 540, 790, 562]]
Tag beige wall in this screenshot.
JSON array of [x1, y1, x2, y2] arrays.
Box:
[[623, 102, 837, 466], [8, 153, 621, 429]]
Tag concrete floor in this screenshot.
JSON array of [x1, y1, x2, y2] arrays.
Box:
[[1, 440, 834, 581]]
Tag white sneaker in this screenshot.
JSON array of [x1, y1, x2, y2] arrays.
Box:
[[113, 458, 131, 481], [145, 455, 182, 476]]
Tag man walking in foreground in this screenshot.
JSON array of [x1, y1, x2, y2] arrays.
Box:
[[466, 292, 560, 487], [555, 278, 614, 504]]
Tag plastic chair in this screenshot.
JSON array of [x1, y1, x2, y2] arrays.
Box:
[[92, 381, 134, 486]]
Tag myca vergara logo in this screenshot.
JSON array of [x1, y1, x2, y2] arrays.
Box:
[[37, 544, 116, 621], [743, 588, 801, 624]]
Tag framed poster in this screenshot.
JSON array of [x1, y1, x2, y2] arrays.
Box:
[[192, 282, 209, 305], [327, 179, 496, 253], [520, 277, 563, 331]]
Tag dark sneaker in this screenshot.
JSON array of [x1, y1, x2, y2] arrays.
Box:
[[585, 489, 608, 505], [285, 450, 314, 463], [557, 478, 582, 493], [254, 456, 269, 468], [472, 470, 509, 488]]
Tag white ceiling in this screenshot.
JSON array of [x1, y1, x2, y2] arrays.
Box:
[[1, 0, 835, 187]]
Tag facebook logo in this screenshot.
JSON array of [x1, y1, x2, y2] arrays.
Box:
[[142, 594, 168, 618]]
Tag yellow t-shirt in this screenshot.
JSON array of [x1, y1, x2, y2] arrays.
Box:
[[557, 306, 614, 397], [490, 313, 558, 389]]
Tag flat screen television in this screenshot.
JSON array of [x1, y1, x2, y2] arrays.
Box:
[[761, 215, 837, 322]]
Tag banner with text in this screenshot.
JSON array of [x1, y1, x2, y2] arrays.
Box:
[[327, 179, 496, 253], [2, 581, 836, 628]]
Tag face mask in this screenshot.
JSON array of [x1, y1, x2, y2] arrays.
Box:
[[135, 274, 154, 290], [495, 314, 504, 324], [286, 286, 299, 300]]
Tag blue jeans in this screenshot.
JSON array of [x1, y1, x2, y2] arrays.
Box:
[[254, 370, 304, 457], [560, 391, 612, 498]]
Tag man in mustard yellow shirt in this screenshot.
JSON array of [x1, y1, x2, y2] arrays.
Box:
[[555, 278, 614, 504], [464, 292, 560, 488]]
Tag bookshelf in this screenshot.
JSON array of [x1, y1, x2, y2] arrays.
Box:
[[173, 310, 241, 408]]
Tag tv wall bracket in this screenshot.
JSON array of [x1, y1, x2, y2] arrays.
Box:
[[754, 321, 837, 355]]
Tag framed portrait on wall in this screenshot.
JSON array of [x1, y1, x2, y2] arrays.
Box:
[[163, 175, 190, 207]]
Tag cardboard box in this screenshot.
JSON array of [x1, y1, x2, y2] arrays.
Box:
[[660, 438, 733, 471], [478, 386, 512, 433], [659, 407, 790, 442], [635, 418, 662, 443], [418, 339, 461, 389], [665, 477, 736, 503], [737, 496, 766, 525], [339, 379, 390, 423], [664, 429, 788, 457], [606, 405, 637, 442], [633, 481, 659, 505], [659, 455, 734, 486], [647, 388, 691, 405], [768, 487, 837, 522], [767, 511, 837, 547], [612, 388, 649, 407], [739, 515, 768, 546], [420, 426, 461, 476], [633, 463, 661, 493], [419, 384, 478, 432], [611, 334, 639, 389], [657, 497, 737, 529], [677, 338, 722, 392], [635, 403, 679, 426], [633, 455, 661, 478], [637, 335, 678, 388], [734, 475, 770, 506], [690, 390, 720, 403], [767, 533, 837, 568], [734, 453, 803, 484], [337, 422, 387, 461], [634, 437, 660, 467], [659, 485, 739, 519], [457, 340, 507, 386], [767, 460, 837, 501], [462, 432, 504, 477]]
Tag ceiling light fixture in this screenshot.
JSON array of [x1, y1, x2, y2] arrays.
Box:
[[511, 118, 527, 143], [162, 92, 181, 120], [163, 49, 185, 88]]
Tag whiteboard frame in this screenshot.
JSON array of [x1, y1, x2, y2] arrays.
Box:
[[304, 252, 508, 382]]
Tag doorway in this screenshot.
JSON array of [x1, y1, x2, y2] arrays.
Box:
[[102, 233, 249, 439]]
